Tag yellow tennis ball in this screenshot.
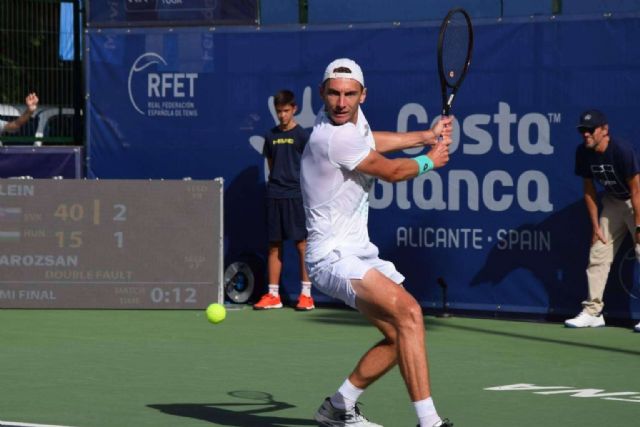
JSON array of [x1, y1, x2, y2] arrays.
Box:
[[206, 303, 226, 324]]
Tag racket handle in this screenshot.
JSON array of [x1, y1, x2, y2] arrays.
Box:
[[438, 110, 449, 143]]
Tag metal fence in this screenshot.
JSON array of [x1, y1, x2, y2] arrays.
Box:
[[0, 0, 82, 146]]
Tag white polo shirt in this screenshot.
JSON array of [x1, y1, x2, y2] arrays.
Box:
[[301, 107, 379, 263]]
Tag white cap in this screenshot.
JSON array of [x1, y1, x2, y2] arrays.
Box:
[[323, 58, 365, 87]]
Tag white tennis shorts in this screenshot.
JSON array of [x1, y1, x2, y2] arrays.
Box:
[[306, 249, 405, 309]]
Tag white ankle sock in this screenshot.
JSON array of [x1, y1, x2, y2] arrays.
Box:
[[330, 379, 363, 410], [301, 281, 312, 297], [268, 284, 279, 296], [414, 397, 441, 427]]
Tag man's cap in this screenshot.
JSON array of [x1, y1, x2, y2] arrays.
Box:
[[323, 58, 365, 87], [577, 109, 607, 130]]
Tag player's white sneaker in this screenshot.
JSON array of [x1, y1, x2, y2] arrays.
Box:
[[314, 397, 383, 426], [634, 321, 640, 332], [564, 311, 605, 328]]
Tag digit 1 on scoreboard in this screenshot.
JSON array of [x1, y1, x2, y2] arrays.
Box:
[[114, 231, 124, 248], [93, 199, 101, 225]]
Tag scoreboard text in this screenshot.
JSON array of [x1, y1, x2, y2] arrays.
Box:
[[0, 179, 223, 308]]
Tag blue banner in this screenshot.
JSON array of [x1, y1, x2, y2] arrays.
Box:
[[86, 17, 640, 319], [0, 147, 83, 178], [87, 0, 258, 26]]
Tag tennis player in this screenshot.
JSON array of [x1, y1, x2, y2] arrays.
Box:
[[301, 58, 454, 427]]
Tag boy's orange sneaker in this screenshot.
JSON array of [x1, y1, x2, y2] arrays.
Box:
[[295, 294, 315, 311], [253, 293, 283, 310]]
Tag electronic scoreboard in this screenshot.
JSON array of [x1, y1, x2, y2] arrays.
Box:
[[0, 179, 223, 308]]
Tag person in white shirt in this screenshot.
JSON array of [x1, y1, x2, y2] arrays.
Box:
[[302, 58, 454, 427]]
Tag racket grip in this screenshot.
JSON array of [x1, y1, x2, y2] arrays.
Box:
[[437, 111, 449, 143]]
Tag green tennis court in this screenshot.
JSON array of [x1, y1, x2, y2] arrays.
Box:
[[1, 307, 638, 426]]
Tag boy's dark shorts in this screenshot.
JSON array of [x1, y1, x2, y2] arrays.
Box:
[[266, 197, 307, 242]]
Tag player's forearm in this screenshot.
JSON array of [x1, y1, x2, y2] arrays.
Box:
[[357, 152, 427, 183], [373, 130, 434, 154], [378, 158, 426, 182]]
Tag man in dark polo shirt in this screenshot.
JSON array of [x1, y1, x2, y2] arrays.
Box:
[[565, 109, 640, 332]]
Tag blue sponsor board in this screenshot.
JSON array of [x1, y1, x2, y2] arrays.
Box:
[[87, 0, 258, 26], [86, 17, 640, 318], [0, 147, 83, 179]]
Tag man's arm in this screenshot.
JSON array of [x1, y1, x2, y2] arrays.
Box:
[[373, 116, 453, 154], [628, 174, 640, 244], [356, 142, 450, 183], [373, 130, 434, 153], [2, 93, 38, 134], [583, 178, 604, 244]]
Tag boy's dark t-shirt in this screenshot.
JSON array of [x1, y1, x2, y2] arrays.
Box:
[[263, 124, 309, 198]]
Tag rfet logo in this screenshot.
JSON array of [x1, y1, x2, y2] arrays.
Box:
[[128, 52, 199, 118]]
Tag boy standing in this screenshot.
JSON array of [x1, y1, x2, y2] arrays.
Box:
[[254, 90, 314, 311]]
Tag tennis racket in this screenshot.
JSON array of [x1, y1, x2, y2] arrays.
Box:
[[437, 8, 474, 116]]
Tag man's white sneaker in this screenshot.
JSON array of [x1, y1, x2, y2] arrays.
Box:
[[564, 311, 605, 328], [634, 321, 640, 332], [314, 397, 383, 426]]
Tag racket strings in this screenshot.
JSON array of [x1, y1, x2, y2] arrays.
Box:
[[441, 15, 471, 87]]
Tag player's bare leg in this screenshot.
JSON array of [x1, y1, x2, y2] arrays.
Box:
[[351, 269, 430, 400], [348, 269, 448, 426], [315, 269, 444, 426]]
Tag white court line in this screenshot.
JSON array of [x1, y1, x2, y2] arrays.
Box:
[[0, 420, 77, 427]]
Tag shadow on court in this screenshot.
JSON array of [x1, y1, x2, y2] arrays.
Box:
[[469, 199, 637, 322], [148, 390, 316, 426], [304, 306, 452, 331], [304, 309, 368, 326], [433, 319, 640, 357]]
